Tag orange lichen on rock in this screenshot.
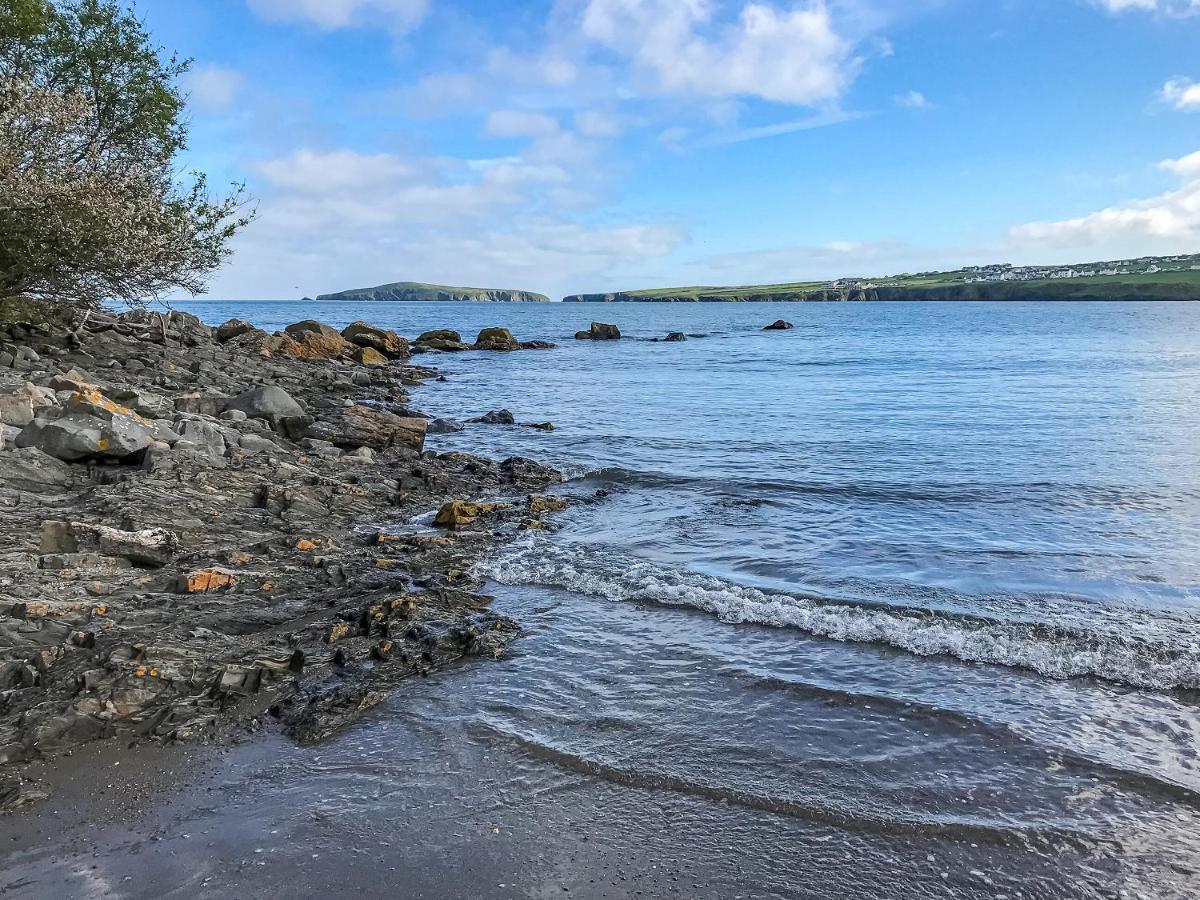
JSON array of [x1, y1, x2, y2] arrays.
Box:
[[178, 568, 236, 593]]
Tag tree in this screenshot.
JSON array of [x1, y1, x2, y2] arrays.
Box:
[[0, 0, 252, 308]]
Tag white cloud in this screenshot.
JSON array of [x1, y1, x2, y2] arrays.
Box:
[[575, 110, 623, 138], [484, 110, 560, 139], [187, 64, 244, 113], [894, 89, 931, 110], [1160, 78, 1200, 110], [213, 145, 684, 299], [246, 0, 428, 31], [580, 0, 859, 106], [1095, 0, 1200, 14], [1009, 149, 1200, 249], [1160, 150, 1200, 178]]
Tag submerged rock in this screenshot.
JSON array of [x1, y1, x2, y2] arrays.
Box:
[[471, 409, 516, 425], [764, 320, 794, 331], [427, 418, 465, 434]]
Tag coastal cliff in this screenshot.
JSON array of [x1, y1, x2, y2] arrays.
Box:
[[315, 281, 549, 303], [564, 281, 1200, 302]]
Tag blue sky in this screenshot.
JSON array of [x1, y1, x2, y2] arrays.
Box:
[[143, 0, 1200, 299]]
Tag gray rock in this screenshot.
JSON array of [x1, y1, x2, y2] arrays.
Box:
[[224, 386, 305, 429], [0, 391, 35, 427], [216, 318, 256, 342], [173, 419, 227, 459], [16, 410, 153, 461], [0, 446, 74, 492], [238, 433, 281, 455], [174, 390, 230, 416], [427, 418, 465, 434], [219, 409, 247, 422], [108, 386, 172, 418], [471, 409, 516, 425]]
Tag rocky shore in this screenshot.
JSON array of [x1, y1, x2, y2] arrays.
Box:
[[0, 307, 566, 812]]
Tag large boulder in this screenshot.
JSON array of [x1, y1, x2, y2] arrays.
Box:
[[414, 329, 470, 352], [216, 318, 256, 342], [224, 386, 308, 433], [342, 322, 409, 358], [310, 405, 426, 452], [576, 322, 621, 341], [353, 347, 388, 367], [473, 327, 520, 351], [15, 391, 155, 461], [275, 321, 354, 360]]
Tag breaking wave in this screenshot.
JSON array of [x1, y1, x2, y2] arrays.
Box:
[[476, 536, 1200, 692]]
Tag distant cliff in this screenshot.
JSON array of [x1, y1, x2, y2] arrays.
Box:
[[315, 281, 550, 303], [563, 280, 1200, 303]]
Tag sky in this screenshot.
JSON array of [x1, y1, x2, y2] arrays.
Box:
[[141, 0, 1200, 300]]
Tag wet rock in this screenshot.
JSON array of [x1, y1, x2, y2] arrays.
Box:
[[342, 322, 409, 358], [433, 500, 512, 529], [519, 340, 556, 350], [474, 327, 520, 351], [216, 318, 256, 342], [764, 320, 794, 330], [528, 495, 569, 516], [471, 409, 515, 425], [664, 331, 687, 342], [414, 330, 471, 353], [578, 322, 621, 341], [427, 418, 465, 434]]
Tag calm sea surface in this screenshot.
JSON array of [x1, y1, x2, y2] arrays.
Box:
[[166, 299, 1200, 898]]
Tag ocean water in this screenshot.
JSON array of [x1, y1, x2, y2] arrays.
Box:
[[170, 299, 1200, 898]]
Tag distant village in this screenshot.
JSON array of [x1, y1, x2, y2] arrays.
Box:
[[827, 254, 1200, 291]]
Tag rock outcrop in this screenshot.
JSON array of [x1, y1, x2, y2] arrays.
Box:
[[473, 327, 520, 351], [574, 322, 622, 341], [0, 309, 567, 806]]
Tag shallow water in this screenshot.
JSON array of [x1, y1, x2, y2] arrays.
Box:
[[160, 299, 1200, 897]]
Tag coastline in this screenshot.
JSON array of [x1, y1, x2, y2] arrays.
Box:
[[0, 308, 566, 812]]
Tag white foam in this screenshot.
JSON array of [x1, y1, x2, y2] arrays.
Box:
[[477, 536, 1200, 692]]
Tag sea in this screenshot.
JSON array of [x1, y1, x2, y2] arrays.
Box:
[[128, 300, 1200, 897]]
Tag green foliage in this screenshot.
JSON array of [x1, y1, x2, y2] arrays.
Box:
[[0, 0, 253, 308]]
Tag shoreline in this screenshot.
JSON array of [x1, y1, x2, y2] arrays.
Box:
[[0, 308, 567, 813]]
